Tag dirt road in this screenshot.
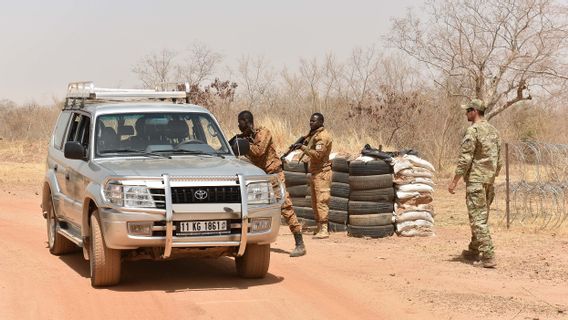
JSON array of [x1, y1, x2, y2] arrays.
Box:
[[1, 188, 567, 320]]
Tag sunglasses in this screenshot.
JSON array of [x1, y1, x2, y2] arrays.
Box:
[[466, 108, 475, 113]]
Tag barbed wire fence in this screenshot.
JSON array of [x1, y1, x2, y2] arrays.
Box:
[[493, 141, 568, 230]]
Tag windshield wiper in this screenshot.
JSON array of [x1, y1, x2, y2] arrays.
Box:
[[168, 149, 225, 159], [99, 148, 171, 159]]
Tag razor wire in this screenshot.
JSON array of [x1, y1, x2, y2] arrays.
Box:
[[494, 141, 568, 229]]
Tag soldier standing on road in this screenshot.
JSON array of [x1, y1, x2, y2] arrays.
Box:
[[448, 99, 502, 268], [237, 111, 306, 257], [294, 113, 333, 239]]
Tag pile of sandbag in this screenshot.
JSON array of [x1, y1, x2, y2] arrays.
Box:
[[392, 154, 436, 237], [347, 157, 395, 238], [328, 153, 351, 232]]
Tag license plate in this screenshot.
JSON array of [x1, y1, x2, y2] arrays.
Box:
[[176, 220, 229, 236]]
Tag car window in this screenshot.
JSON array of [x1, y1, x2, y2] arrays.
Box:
[[66, 114, 91, 153], [95, 112, 230, 157], [52, 111, 72, 150]]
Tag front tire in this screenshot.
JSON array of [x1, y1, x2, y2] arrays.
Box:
[[89, 210, 121, 287], [46, 196, 76, 255], [235, 244, 270, 278]]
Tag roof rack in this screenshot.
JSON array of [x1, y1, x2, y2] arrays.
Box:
[[66, 81, 190, 101]]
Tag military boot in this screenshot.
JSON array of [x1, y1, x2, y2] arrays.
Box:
[[461, 249, 480, 261], [474, 256, 496, 268], [290, 232, 306, 257], [313, 223, 329, 239], [312, 222, 322, 235]]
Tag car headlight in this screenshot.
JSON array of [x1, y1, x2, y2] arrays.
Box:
[[103, 182, 156, 208], [247, 182, 276, 205]]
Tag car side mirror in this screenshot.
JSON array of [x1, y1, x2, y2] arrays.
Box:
[[230, 137, 250, 156], [64, 141, 87, 160]]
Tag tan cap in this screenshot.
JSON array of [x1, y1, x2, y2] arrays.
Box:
[[460, 99, 486, 112]]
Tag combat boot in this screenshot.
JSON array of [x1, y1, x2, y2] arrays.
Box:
[[290, 232, 306, 257], [461, 249, 480, 261], [473, 256, 496, 268], [312, 222, 321, 235], [313, 223, 329, 239]]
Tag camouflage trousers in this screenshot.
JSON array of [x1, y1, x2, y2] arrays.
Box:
[[465, 182, 495, 258], [309, 168, 331, 223], [275, 171, 302, 233]]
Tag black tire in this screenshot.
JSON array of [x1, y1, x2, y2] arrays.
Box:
[[293, 206, 314, 219], [291, 197, 311, 208], [283, 161, 307, 173], [236, 244, 270, 278], [347, 224, 394, 238], [298, 217, 317, 228], [90, 210, 121, 287], [287, 185, 308, 197], [329, 221, 347, 232], [349, 187, 394, 202], [329, 197, 348, 211], [331, 182, 350, 198], [284, 172, 308, 187], [348, 213, 393, 226], [328, 210, 348, 224], [348, 201, 394, 215], [349, 160, 392, 176], [349, 174, 393, 190], [331, 157, 349, 173], [46, 197, 77, 255], [331, 171, 349, 184]]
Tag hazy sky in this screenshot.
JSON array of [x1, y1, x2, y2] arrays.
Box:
[[0, 0, 421, 104]]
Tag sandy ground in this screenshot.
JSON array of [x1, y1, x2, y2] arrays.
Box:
[[0, 164, 567, 320]]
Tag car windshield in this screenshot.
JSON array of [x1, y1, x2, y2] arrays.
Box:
[[95, 112, 230, 158]]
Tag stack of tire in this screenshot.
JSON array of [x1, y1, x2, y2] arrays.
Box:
[[328, 155, 350, 232], [347, 158, 396, 238], [392, 154, 436, 237], [282, 160, 315, 227]]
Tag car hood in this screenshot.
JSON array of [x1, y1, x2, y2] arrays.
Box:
[[95, 156, 266, 177]]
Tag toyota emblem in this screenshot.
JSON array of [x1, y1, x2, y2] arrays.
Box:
[[194, 189, 208, 200]]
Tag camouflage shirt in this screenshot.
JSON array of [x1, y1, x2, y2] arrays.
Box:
[[455, 120, 503, 184], [246, 126, 282, 174], [300, 127, 332, 173]]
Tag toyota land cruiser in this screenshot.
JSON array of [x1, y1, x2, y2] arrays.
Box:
[[42, 82, 283, 287]]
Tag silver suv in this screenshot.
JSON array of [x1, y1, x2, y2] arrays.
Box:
[[42, 82, 283, 287]]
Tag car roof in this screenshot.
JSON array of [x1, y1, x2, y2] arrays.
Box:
[[78, 102, 211, 117]]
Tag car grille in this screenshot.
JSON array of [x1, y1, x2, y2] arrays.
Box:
[[150, 186, 241, 208]]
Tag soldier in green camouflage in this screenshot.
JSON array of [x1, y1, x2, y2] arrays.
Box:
[[448, 99, 502, 268]]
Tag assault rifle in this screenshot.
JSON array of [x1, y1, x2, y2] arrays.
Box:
[[280, 135, 306, 161]]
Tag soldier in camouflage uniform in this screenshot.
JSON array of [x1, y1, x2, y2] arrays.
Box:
[[448, 99, 502, 268], [294, 113, 333, 239], [237, 111, 306, 257]]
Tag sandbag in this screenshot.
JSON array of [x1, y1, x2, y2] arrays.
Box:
[[397, 192, 433, 205], [395, 203, 435, 214], [396, 219, 434, 232], [391, 157, 413, 174], [398, 228, 435, 237], [395, 211, 434, 224], [396, 191, 420, 200], [402, 154, 436, 172], [397, 168, 433, 178], [397, 183, 434, 193]]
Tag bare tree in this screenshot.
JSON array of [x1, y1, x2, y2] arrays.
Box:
[[345, 46, 382, 108], [236, 55, 274, 109], [177, 43, 223, 86], [388, 0, 568, 119], [299, 57, 322, 112], [132, 49, 177, 88]]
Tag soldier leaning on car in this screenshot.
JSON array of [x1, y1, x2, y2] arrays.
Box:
[[294, 112, 333, 239], [448, 99, 502, 268], [236, 110, 306, 257]]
